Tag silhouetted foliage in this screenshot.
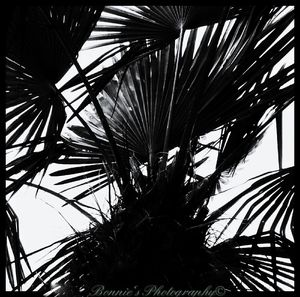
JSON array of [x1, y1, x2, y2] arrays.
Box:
[[5, 5, 294, 295]]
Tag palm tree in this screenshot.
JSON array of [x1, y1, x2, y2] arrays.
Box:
[[5, 5, 295, 296]]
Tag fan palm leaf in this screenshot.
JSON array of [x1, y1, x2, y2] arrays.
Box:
[[5, 6, 104, 193], [6, 203, 32, 290], [6, 6, 103, 83], [5, 6, 104, 284], [58, 5, 243, 115], [206, 167, 295, 243], [54, 6, 294, 199], [50, 142, 113, 202], [211, 231, 294, 291]]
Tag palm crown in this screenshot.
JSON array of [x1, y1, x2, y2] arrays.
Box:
[[5, 5, 294, 296]]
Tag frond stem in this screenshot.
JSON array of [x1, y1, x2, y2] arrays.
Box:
[[39, 7, 131, 199], [159, 25, 185, 175]]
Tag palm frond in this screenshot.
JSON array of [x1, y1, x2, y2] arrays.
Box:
[[89, 6, 241, 48], [50, 148, 112, 202], [14, 230, 93, 293], [6, 142, 65, 195], [206, 167, 294, 243], [6, 203, 32, 290], [211, 231, 294, 291], [55, 6, 294, 200], [6, 6, 104, 191], [7, 177, 100, 225], [38, 8, 136, 203], [58, 5, 241, 111], [6, 58, 66, 155], [275, 111, 283, 170], [171, 6, 294, 188], [6, 6, 103, 84]]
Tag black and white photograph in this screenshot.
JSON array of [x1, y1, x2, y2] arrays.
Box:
[[4, 4, 295, 297]]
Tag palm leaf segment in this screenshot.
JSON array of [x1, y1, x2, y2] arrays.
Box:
[[16, 166, 295, 294], [56, 6, 294, 201], [212, 231, 294, 291], [5, 6, 103, 289], [6, 6, 103, 194], [6, 6, 103, 83], [207, 167, 295, 243], [205, 167, 295, 290], [91, 6, 229, 45], [6, 204, 32, 290], [59, 6, 240, 113]]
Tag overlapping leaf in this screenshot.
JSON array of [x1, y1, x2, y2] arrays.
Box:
[[14, 230, 94, 293], [58, 6, 242, 113], [214, 66, 294, 177], [6, 58, 66, 154], [59, 6, 294, 196], [6, 203, 32, 290], [6, 5, 104, 154], [50, 141, 114, 201], [90, 6, 235, 46], [206, 167, 295, 242], [212, 231, 294, 291], [191, 7, 294, 136], [6, 6, 103, 84], [6, 6, 104, 194], [169, 6, 294, 191], [6, 142, 67, 195]]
